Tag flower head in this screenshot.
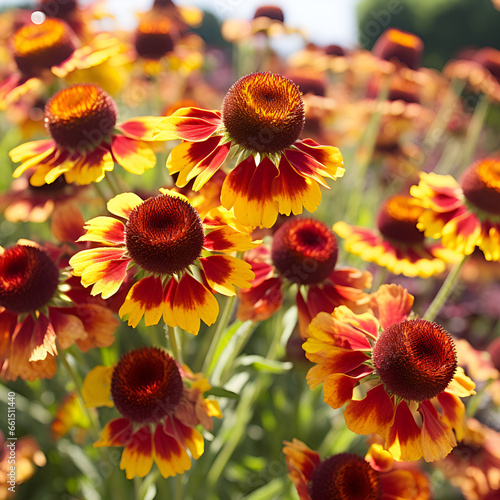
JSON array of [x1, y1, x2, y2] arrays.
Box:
[[410, 159, 500, 260], [334, 194, 460, 278], [9, 83, 163, 186], [303, 284, 476, 462], [134, 17, 175, 60], [82, 347, 221, 479], [283, 439, 430, 500], [69, 191, 256, 333], [237, 217, 371, 337], [154, 71, 344, 228], [0, 241, 118, 381], [372, 28, 424, 71]]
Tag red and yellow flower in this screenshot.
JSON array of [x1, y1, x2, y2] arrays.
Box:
[[238, 217, 372, 337], [283, 439, 430, 500], [153, 72, 344, 228], [303, 284, 476, 462], [82, 346, 221, 479], [333, 194, 460, 278], [9, 83, 162, 186], [69, 190, 256, 333], [0, 18, 121, 107], [0, 240, 118, 381], [410, 158, 500, 261]]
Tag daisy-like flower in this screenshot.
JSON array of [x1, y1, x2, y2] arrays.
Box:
[[0, 241, 118, 381], [238, 217, 372, 337], [153, 71, 345, 228], [9, 83, 162, 186], [283, 439, 430, 500], [69, 190, 256, 334], [333, 194, 460, 278], [410, 158, 500, 261], [303, 284, 476, 462], [0, 18, 121, 106], [372, 28, 424, 71], [82, 346, 221, 479]]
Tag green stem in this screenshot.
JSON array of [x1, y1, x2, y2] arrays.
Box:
[[422, 255, 467, 322], [105, 173, 120, 197], [93, 181, 109, 205], [167, 325, 182, 363], [203, 295, 235, 376], [461, 94, 490, 171]]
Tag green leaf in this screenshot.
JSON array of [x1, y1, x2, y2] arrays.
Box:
[[205, 386, 240, 399], [235, 355, 293, 373]]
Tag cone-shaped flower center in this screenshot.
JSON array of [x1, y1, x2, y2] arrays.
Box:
[[135, 18, 175, 60], [376, 195, 425, 245], [221, 72, 305, 154], [38, 0, 78, 17], [13, 19, 76, 77], [271, 218, 338, 285], [45, 84, 118, 152], [372, 28, 423, 70], [125, 194, 205, 275], [0, 245, 59, 314], [309, 453, 381, 500], [460, 158, 500, 216], [253, 6, 284, 22], [111, 347, 183, 423], [372, 319, 457, 403]]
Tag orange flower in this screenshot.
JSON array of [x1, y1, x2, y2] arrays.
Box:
[[283, 439, 430, 500], [303, 284, 476, 462], [410, 158, 500, 261], [9, 83, 162, 186], [238, 217, 371, 337], [82, 346, 221, 479], [334, 194, 460, 278], [69, 191, 256, 333], [154, 72, 344, 228], [0, 18, 121, 106], [0, 241, 118, 381], [372, 28, 424, 71]]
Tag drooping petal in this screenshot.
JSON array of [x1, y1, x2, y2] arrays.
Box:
[[344, 384, 395, 437], [47, 308, 86, 351], [385, 401, 422, 462], [203, 226, 258, 253], [153, 107, 222, 141], [9, 140, 55, 163], [120, 426, 154, 479], [77, 216, 126, 245], [370, 284, 414, 330], [437, 391, 466, 442], [62, 147, 115, 185], [117, 116, 164, 140], [172, 274, 219, 335], [321, 373, 361, 408], [82, 365, 114, 408], [200, 255, 254, 295], [111, 136, 156, 174], [153, 424, 191, 478], [293, 139, 345, 179], [70, 247, 126, 275], [237, 277, 283, 322], [71, 304, 119, 351], [28, 314, 57, 362], [221, 155, 279, 228], [95, 417, 133, 447], [174, 420, 205, 460], [119, 276, 164, 327]]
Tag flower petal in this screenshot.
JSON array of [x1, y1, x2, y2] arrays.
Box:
[[9, 140, 55, 163], [120, 426, 154, 479], [370, 284, 414, 330], [117, 116, 163, 140], [77, 216, 126, 245], [153, 424, 191, 478], [107, 192, 144, 219], [111, 136, 156, 174], [203, 226, 257, 253], [385, 401, 422, 461], [200, 255, 254, 296], [82, 365, 114, 408], [95, 417, 133, 447]]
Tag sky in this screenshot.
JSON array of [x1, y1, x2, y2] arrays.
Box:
[[6, 0, 359, 48]]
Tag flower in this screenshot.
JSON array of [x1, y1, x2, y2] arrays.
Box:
[[9, 83, 162, 186], [333, 194, 460, 278], [82, 346, 221, 479], [153, 71, 344, 228], [283, 439, 430, 500], [0, 18, 121, 106], [0, 241, 118, 381], [237, 217, 372, 337], [436, 418, 500, 500], [51, 392, 91, 444], [69, 190, 256, 333], [303, 284, 476, 462], [410, 158, 500, 261], [372, 28, 424, 71]]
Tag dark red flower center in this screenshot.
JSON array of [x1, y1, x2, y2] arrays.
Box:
[[372, 319, 457, 402], [221, 72, 305, 154], [135, 18, 175, 60], [309, 453, 381, 500], [372, 28, 423, 71], [13, 19, 76, 78], [38, 0, 78, 17], [0, 245, 59, 313], [125, 194, 205, 275], [376, 194, 425, 245], [45, 83, 117, 152], [253, 6, 284, 22], [460, 158, 500, 216], [271, 218, 338, 285], [111, 347, 183, 423]]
